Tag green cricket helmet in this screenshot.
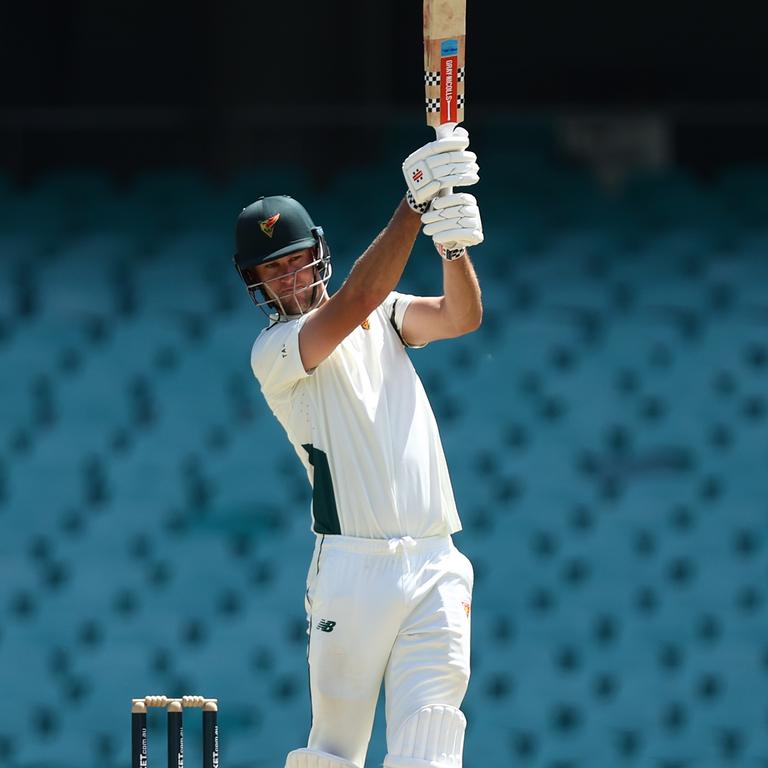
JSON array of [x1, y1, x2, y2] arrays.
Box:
[[233, 195, 332, 317]]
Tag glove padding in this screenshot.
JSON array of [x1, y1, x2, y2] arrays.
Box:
[[421, 193, 484, 254], [403, 127, 480, 206]]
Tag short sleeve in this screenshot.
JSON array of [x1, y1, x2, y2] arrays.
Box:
[[381, 291, 428, 349], [250, 317, 312, 395]]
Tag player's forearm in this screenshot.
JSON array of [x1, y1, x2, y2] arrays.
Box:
[[441, 251, 482, 333], [340, 198, 421, 311]]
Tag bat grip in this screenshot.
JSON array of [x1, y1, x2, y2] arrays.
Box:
[[435, 122, 457, 198]]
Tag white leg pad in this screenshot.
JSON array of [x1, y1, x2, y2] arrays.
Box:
[[285, 747, 360, 768], [383, 705, 466, 768]]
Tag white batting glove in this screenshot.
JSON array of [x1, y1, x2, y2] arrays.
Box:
[[403, 126, 479, 212], [421, 193, 483, 260]]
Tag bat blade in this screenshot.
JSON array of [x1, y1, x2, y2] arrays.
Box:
[[423, 0, 466, 135]]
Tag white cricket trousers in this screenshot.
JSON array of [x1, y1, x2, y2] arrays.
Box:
[[303, 533, 474, 768]]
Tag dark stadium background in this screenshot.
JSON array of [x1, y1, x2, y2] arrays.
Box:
[[2, 1, 768, 180]]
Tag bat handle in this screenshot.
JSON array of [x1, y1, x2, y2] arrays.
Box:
[[435, 122, 456, 140], [435, 121, 457, 198]]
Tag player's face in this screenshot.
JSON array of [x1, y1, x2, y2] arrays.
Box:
[[252, 248, 322, 315]]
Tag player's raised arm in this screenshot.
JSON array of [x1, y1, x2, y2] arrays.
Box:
[[400, 192, 484, 347], [298, 128, 478, 372], [297, 198, 419, 371]]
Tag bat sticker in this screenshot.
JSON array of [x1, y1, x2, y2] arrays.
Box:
[[440, 48, 459, 122], [441, 39, 459, 56]]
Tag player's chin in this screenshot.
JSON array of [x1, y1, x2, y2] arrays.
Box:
[[296, 285, 318, 308]]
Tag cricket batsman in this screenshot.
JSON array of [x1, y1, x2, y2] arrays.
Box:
[[233, 126, 483, 768]]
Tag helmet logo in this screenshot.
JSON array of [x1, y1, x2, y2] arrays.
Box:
[[260, 213, 281, 237]]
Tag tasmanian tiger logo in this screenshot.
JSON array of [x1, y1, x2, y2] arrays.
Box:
[[260, 213, 280, 237]]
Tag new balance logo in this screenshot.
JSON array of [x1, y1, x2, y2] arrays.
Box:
[[316, 619, 336, 633], [412, 168, 424, 183]]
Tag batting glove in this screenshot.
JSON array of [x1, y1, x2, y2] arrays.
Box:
[[421, 192, 483, 259], [403, 126, 479, 212]]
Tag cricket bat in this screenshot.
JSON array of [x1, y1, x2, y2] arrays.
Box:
[[423, 0, 466, 140], [423, 0, 466, 196]]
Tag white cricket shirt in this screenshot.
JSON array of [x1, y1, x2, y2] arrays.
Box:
[[250, 291, 461, 539]]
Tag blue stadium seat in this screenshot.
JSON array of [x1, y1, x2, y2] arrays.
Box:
[[4, 156, 768, 768]]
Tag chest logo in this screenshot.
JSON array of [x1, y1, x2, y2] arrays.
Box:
[[462, 601, 471, 618], [316, 619, 337, 633], [361, 318, 370, 330], [260, 213, 280, 237]]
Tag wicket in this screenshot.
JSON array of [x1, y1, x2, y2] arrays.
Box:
[[131, 695, 219, 768]]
